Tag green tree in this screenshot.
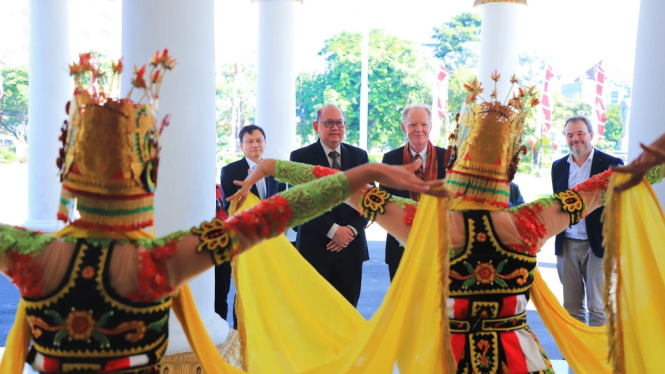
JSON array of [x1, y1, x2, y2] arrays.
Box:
[[603, 104, 623, 148], [296, 29, 432, 150], [446, 66, 476, 119], [216, 63, 256, 152], [0, 65, 29, 143], [429, 12, 482, 70]]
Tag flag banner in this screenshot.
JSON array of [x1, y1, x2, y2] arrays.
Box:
[[431, 64, 450, 145], [540, 64, 554, 135], [594, 63, 606, 137]]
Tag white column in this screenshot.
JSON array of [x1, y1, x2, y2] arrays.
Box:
[[24, 0, 71, 233], [476, 1, 526, 100], [121, 0, 228, 354], [627, 0, 665, 203], [256, 0, 298, 160], [359, 26, 370, 150]]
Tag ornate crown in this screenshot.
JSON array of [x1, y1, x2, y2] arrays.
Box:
[[56, 51, 176, 232], [445, 72, 539, 210]]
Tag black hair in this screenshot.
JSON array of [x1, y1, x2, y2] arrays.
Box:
[[239, 124, 266, 143]]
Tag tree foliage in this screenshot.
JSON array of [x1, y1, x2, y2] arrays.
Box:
[[429, 12, 481, 70], [216, 63, 256, 152], [0, 65, 29, 143], [603, 103, 623, 149], [296, 30, 432, 150]]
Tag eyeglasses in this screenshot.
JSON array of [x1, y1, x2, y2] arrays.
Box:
[[318, 120, 347, 129]]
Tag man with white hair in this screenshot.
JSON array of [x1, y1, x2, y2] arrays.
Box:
[[381, 103, 447, 281]]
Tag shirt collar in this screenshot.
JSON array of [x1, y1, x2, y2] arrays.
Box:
[[409, 145, 427, 159], [567, 147, 595, 166], [320, 141, 341, 157], [245, 157, 261, 169]]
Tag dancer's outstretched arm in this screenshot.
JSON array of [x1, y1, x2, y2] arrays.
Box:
[[613, 132, 665, 192]]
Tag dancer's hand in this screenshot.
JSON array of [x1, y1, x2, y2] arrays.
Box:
[[612, 143, 665, 192], [371, 161, 449, 197], [227, 159, 276, 206]]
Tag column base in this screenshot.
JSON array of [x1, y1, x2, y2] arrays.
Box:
[[165, 311, 229, 354], [21, 218, 63, 234], [160, 329, 243, 373]]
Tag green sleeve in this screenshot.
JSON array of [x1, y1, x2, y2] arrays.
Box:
[[191, 172, 350, 265], [0, 224, 55, 256], [274, 159, 338, 186], [282, 171, 350, 229], [646, 165, 664, 185]]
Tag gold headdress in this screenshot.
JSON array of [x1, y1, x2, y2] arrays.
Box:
[[445, 72, 539, 210], [56, 51, 177, 231]]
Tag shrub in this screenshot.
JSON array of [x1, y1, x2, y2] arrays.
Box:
[[0, 147, 19, 164]]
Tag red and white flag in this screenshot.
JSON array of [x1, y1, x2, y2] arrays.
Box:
[[431, 64, 450, 145], [540, 64, 554, 135], [594, 63, 606, 137]]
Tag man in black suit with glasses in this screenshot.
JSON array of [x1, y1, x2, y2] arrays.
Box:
[[290, 104, 370, 307]]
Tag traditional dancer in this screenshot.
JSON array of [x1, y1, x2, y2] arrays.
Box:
[[0, 52, 440, 373], [236, 75, 663, 374]]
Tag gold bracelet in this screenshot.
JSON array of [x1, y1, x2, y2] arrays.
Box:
[[360, 187, 392, 222], [554, 189, 587, 226]]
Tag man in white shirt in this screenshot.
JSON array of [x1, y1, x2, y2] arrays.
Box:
[[289, 104, 370, 307], [218, 125, 285, 326], [551, 116, 623, 326]]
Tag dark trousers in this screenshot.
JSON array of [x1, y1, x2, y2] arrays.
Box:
[[388, 261, 400, 282], [214, 262, 237, 328], [310, 260, 363, 307]]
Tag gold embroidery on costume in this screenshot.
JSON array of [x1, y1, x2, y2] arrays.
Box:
[[555, 189, 587, 225], [191, 218, 234, 265], [360, 187, 392, 222]]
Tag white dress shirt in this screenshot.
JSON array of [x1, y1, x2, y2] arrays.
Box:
[[409, 145, 427, 169], [319, 142, 357, 239], [320, 142, 342, 169], [245, 157, 266, 200], [564, 147, 595, 240]]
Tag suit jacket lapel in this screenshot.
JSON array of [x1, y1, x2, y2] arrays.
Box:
[[314, 140, 331, 168], [561, 157, 571, 190], [241, 157, 260, 197], [590, 149, 604, 177], [340, 143, 352, 171]]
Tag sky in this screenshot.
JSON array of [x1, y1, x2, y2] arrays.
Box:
[[0, 0, 642, 84], [215, 0, 641, 83]]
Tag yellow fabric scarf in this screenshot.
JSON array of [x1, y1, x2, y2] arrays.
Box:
[[231, 193, 455, 373]]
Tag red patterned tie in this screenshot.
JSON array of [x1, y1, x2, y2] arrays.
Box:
[[415, 154, 425, 180]]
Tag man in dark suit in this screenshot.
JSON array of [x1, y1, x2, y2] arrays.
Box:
[[381, 103, 446, 281], [551, 115, 623, 326], [217, 124, 285, 327], [290, 104, 370, 307]]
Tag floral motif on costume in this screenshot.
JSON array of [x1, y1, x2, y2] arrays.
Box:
[[128, 238, 178, 302], [81, 266, 95, 280], [65, 310, 96, 340], [6, 250, 44, 298], [554, 189, 587, 226], [507, 203, 548, 255], [476, 232, 487, 242], [360, 187, 392, 222], [403, 203, 417, 227], [572, 169, 612, 203], [226, 195, 292, 240], [28, 309, 146, 347], [572, 169, 612, 194], [191, 218, 232, 260], [313, 165, 339, 179], [449, 259, 528, 289]]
